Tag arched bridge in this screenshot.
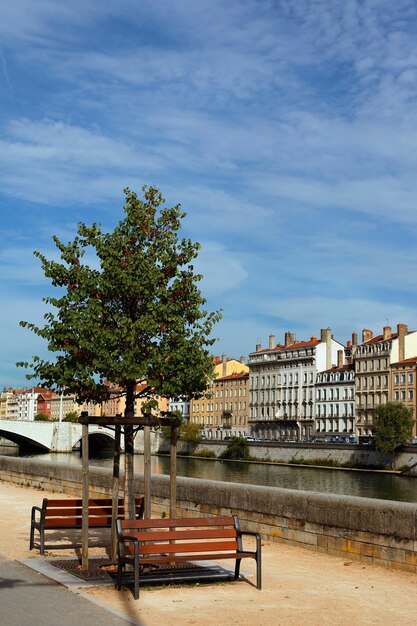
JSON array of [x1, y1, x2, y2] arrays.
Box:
[[0, 420, 154, 454]]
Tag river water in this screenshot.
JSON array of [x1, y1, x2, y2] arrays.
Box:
[[4, 449, 417, 504]]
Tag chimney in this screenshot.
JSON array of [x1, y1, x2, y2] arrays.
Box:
[[310, 335, 317, 341], [321, 328, 332, 370], [337, 350, 344, 368], [269, 335, 275, 350], [222, 354, 227, 377], [383, 326, 392, 340], [362, 329, 373, 343], [352, 333, 357, 346], [255, 343, 262, 352], [346, 340, 352, 349], [397, 324, 408, 362], [240, 355, 245, 364], [285, 331, 295, 347]]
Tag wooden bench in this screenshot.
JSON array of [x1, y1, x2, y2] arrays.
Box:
[[30, 496, 144, 554], [116, 515, 261, 599]]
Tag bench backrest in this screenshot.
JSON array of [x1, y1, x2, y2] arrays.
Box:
[[42, 497, 144, 527], [117, 515, 239, 558]]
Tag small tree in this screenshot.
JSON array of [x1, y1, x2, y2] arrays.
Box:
[[219, 436, 249, 460], [373, 402, 414, 453], [63, 411, 79, 423], [180, 421, 201, 454], [34, 412, 50, 421], [18, 185, 221, 511]]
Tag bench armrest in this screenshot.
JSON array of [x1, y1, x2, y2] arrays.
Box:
[[31, 506, 43, 525], [237, 529, 262, 554]]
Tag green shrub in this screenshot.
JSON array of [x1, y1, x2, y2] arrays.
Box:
[[194, 449, 216, 458], [219, 437, 249, 460]]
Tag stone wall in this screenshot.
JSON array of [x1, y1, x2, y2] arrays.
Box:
[[189, 442, 417, 473], [2, 455, 417, 572]]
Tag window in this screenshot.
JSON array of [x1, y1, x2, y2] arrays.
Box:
[[401, 390, 406, 401], [401, 373, 406, 384], [394, 391, 399, 401], [408, 373, 413, 385], [409, 390, 414, 401]]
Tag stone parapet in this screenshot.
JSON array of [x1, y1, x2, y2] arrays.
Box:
[[1, 455, 417, 572]]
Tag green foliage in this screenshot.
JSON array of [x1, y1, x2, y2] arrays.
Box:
[[193, 448, 216, 458], [219, 436, 249, 460], [180, 421, 202, 445], [17, 186, 221, 410], [373, 402, 415, 453], [63, 411, 79, 422], [34, 412, 50, 421]]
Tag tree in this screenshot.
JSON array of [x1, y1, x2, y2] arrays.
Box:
[[373, 402, 414, 453], [180, 421, 201, 444], [63, 411, 79, 423], [18, 185, 221, 510], [180, 421, 201, 454], [219, 436, 249, 460], [34, 412, 50, 421]]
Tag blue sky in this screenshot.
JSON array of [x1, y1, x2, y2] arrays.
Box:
[[2, 0, 417, 387]]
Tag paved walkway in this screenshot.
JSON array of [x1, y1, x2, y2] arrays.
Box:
[[2, 479, 417, 625], [0, 556, 138, 625]]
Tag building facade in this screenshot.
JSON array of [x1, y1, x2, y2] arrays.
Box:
[[315, 360, 355, 441], [354, 324, 417, 436], [390, 357, 417, 438], [190, 355, 249, 439], [248, 329, 345, 441]]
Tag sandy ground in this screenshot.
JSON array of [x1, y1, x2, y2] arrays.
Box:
[[1, 480, 417, 626]]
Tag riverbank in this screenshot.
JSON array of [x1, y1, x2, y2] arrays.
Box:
[[2, 480, 417, 626]]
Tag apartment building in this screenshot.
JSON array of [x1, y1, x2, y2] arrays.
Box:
[[100, 382, 169, 418], [354, 324, 417, 436], [248, 329, 344, 441], [390, 357, 417, 437], [168, 399, 190, 423], [190, 355, 249, 438], [315, 356, 355, 441], [0, 389, 15, 420], [206, 371, 249, 439]]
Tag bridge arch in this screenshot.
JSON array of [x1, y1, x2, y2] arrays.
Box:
[[73, 431, 116, 457], [0, 429, 49, 454]]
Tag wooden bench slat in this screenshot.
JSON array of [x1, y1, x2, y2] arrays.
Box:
[[44, 506, 126, 517], [41, 498, 116, 507], [122, 528, 237, 542], [44, 516, 114, 528], [127, 539, 239, 556], [120, 516, 235, 530]]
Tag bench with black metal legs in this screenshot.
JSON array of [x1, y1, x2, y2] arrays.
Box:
[[30, 496, 144, 554], [116, 514, 262, 599]]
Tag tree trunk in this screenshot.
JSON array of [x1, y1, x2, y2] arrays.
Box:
[[124, 382, 136, 519]]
